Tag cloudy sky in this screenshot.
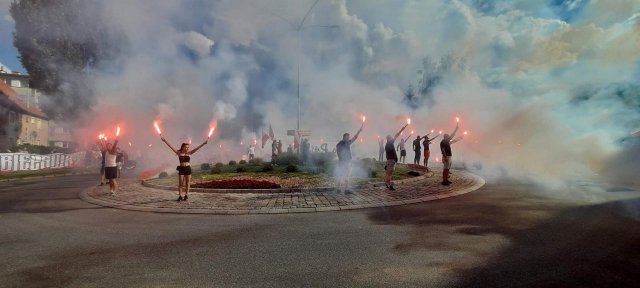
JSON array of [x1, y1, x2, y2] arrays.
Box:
[[0, 0, 638, 184]]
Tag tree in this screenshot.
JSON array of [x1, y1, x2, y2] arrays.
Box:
[[10, 0, 123, 119]]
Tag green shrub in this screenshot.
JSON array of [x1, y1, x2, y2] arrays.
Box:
[[285, 164, 299, 173], [249, 158, 263, 166], [311, 152, 335, 172], [200, 163, 211, 170], [236, 166, 248, 173], [228, 160, 237, 166], [158, 172, 168, 178], [210, 167, 222, 174], [261, 163, 274, 172], [215, 162, 224, 168], [369, 168, 377, 178], [275, 152, 301, 166], [239, 160, 247, 165]]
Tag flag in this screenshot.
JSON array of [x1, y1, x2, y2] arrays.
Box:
[[293, 132, 300, 149], [268, 124, 275, 140], [261, 132, 270, 149]]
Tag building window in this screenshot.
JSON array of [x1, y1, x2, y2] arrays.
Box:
[[10, 80, 21, 87], [31, 117, 35, 124], [37, 119, 41, 129]]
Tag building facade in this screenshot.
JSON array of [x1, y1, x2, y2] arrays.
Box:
[[0, 80, 49, 151]]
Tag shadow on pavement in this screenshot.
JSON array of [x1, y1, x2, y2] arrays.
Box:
[[367, 182, 640, 287]]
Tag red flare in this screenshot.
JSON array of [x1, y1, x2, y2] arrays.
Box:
[[407, 118, 411, 125], [153, 121, 162, 135], [456, 117, 460, 123], [463, 131, 468, 135], [208, 127, 215, 138], [116, 126, 121, 137], [362, 115, 366, 123]]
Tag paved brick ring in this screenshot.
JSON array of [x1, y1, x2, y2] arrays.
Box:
[[79, 169, 485, 214]]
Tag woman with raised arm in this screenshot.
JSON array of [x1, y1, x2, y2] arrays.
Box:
[[160, 136, 208, 201], [385, 123, 409, 190], [98, 137, 120, 195]]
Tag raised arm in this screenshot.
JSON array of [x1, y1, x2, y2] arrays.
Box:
[[403, 135, 412, 142], [110, 139, 119, 154], [429, 135, 440, 141], [96, 140, 106, 152], [393, 124, 408, 141], [189, 138, 209, 155], [451, 136, 463, 144], [160, 137, 179, 155], [350, 126, 363, 142], [450, 124, 459, 139]]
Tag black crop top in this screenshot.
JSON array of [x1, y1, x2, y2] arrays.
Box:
[[179, 155, 190, 163]]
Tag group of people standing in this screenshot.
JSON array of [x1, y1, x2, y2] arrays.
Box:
[[338, 121, 464, 192]]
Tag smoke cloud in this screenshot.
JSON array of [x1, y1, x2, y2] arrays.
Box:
[[13, 0, 638, 185]]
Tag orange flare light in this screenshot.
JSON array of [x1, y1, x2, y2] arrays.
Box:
[[153, 122, 162, 135], [208, 127, 215, 138], [128, 142, 132, 147], [411, 130, 415, 134], [98, 134, 105, 140], [431, 129, 434, 133], [439, 130, 443, 134], [456, 117, 460, 123], [407, 118, 411, 125], [464, 131, 468, 135], [362, 115, 366, 123], [116, 126, 121, 137]]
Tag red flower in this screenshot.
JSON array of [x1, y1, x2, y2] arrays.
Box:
[[192, 179, 281, 189]]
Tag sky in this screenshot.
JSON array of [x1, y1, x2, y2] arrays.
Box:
[[0, 0, 638, 185], [0, 0, 22, 73]]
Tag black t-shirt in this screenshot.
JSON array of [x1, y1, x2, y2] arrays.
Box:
[[440, 139, 452, 156], [336, 140, 353, 161], [413, 139, 421, 151], [423, 139, 430, 151], [385, 141, 397, 162]]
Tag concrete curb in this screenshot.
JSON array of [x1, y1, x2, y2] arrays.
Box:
[[79, 171, 485, 215]]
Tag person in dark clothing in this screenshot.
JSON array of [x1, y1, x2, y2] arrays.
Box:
[[422, 133, 440, 170], [440, 123, 463, 185], [161, 136, 209, 202], [385, 124, 409, 190], [412, 136, 422, 165], [336, 125, 363, 193]]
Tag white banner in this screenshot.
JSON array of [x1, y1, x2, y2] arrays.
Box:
[[0, 152, 85, 172]]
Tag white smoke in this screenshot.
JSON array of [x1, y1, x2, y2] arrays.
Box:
[[25, 0, 635, 185]]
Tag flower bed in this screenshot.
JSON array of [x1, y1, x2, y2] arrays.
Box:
[[192, 179, 281, 189]]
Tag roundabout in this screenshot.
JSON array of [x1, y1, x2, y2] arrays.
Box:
[[79, 168, 485, 214]]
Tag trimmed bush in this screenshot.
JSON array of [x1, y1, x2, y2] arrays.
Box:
[[200, 163, 211, 170], [236, 166, 248, 173], [228, 160, 237, 166], [369, 168, 377, 178], [249, 158, 263, 166], [261, 163, 274, 172], [215, 162, 224, 168], [158, 172, 168, 178], [274, 152, 301, 166], [285, 163, 299, 173], [210, 167, 222, 174], [239, 160, 247, 165]]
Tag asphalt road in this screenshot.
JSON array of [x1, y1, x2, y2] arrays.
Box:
[[1, 174, 639, 287]]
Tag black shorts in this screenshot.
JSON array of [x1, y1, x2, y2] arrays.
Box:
[[177, 166, 192, 176], [104, 167, 117, 179], [400, 150, 406, 157]]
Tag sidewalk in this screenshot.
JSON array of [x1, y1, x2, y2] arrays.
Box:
[[80, 169, 485, 214]]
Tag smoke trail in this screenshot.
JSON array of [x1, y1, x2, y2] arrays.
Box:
[[5, 0, 639, 186]]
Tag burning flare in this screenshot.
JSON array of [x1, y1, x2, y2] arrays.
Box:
[[456, 117, 460, 123], [407, 118, 411, 125], [208, 127, 215, 138], [362, 115, 366, 123], [116, 126, 121, 137], [153, 121, 162, 135], [463, 131, 468, 135]]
